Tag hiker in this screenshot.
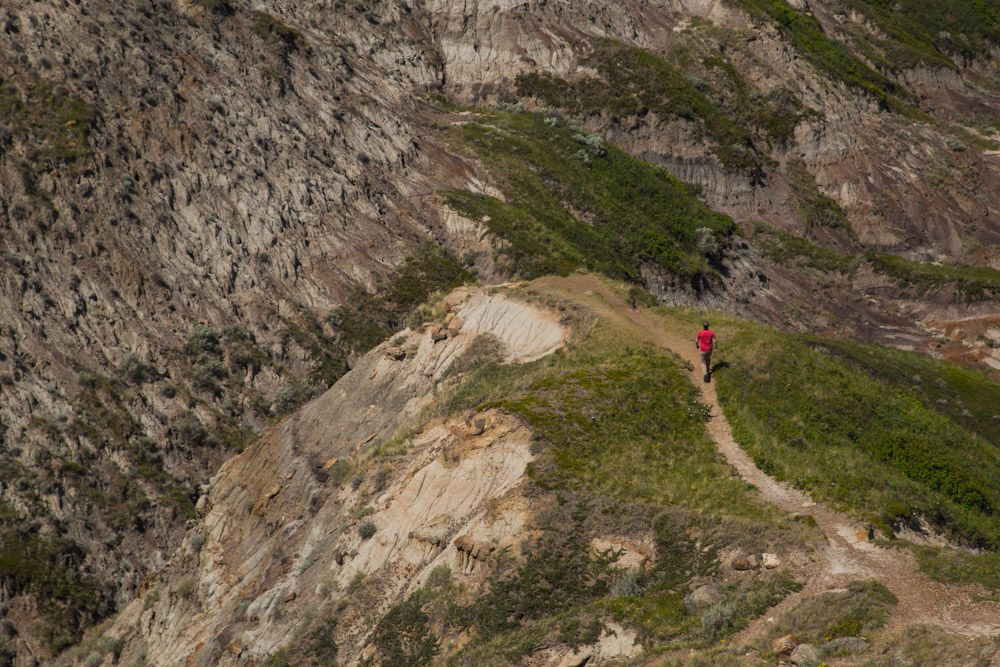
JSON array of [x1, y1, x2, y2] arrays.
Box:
[[695, 321, 718, 383]]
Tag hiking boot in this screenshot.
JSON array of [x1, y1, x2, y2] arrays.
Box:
[[703, 374, 710, 383]]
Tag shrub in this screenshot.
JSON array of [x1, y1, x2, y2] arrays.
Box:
[[186, 324, 220, 356], [701, 601, 734, 637], [121, 354, 157, 384], [350, 473, 364, 491], [190, 534, 204, 551], [370, 594, 439, 666], [358, 520, 376, 540], [175, 577, 197, 598], [172, 415, 208, 447], [372, 468, 388, 493], [251, 11, 306, 50], [272, 386, 297, 416]]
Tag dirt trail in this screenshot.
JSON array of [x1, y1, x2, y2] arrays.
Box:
[[540, 275, 1000, 642]]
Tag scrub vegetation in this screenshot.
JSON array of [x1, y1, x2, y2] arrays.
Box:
[[441, 109, 738, 285], [661, 308, 1000, 550], [363, 287, 806, 663]]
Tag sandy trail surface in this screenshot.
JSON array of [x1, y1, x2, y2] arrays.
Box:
[[540, 275, 1000, 642]]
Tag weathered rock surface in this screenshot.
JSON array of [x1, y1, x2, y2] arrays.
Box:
[[684, 584, 725, 614], [789, 642, 824, 666], [3, 0, 1000, 657], [106, 288, 578, 665], [823, 636, 871, 655]]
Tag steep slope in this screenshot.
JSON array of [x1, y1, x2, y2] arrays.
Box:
[[5, 0, 1000, 657], [90, 277, 1000, 667]]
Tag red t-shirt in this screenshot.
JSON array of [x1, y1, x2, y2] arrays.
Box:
[[697, 330, 716, 353]]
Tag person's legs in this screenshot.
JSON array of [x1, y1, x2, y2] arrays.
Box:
[[701, 351, 712, 376]]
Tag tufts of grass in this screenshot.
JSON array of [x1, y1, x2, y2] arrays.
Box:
[[752, 223, 856, 273], [251, 11, 307, 51], [442, 110, 738, 284], [865, 251, 1000, 301], [0, 73, 97, 180], [684, 310, 1000, 549], [909, 544, 1000, 596], [723, 0, 920, 115], [516, 40, 765, 173], [756, 580, 896, 650], [328, 248, 474, 354], [0, 502, 110, 652], [839, 0, 1000, 68], [785, 159, 856, 238]]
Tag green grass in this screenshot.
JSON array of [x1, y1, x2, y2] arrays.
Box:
[[865, 252, 1000, 301], [251, 11, 306, 51], [0, 74, 97, 178], [442, 110, 738, 284], [516, 40, 763, 173], [685, 311, 1000, 548], [841, 0, 1000, 67], [910, 545, 1000, 595], [785, 159, 856, 237], [752, 223, 856, 273], [328, 247, 474, 354], [0, 503, 109, 652], [428, 290, 801, 659], [724, 0, 919, 114], [756, 580, 897, 649]]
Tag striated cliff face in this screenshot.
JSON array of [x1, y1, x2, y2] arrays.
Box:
[[2, 0, 1000, 659], [107, 287, 575, 665]]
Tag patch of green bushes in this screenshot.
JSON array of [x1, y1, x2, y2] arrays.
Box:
[[724, 0, 916, 113], [370, 592, 439, 666], [251, 11, 307, 51], [0, 73, 97, 177], [756, 580, 896, 650], [910, 544, 1000, 594], [785, 159, 855, 236], [0, 502, 110, 652], [327, 247, 474, 353], [516, 40, 762, 173], [708, 318, 1000, 548], [752, 223, 855, 273], [840, 0, 1000, 67], [865, 251, 1000, 301], [442, 110, 738, 284]]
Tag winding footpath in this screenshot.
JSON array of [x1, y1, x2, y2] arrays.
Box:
[[541, 275, 1000, 643]]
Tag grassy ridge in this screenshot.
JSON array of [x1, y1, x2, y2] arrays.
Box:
[[691, 316, 1000, 549], [423, 288, 803, 660], [442, 110, 738, 284], [752, 224, 1000, 301]]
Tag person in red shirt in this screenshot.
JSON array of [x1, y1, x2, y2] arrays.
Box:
[[695, 321, 718, 383]]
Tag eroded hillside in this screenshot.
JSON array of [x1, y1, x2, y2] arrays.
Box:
[[91, 278, 1000, 666], [4, 0, 1000, 659]]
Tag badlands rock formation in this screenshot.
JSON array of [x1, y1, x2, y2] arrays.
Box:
[[107, 287, 579, 665], [2, 0, 1000, 658]]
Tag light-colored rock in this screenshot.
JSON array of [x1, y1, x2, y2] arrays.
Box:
[[684, 584, 725, 614], [762, 552, 780, 569], [790, 642, 823, 666], [823, 636, 870, 655]]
